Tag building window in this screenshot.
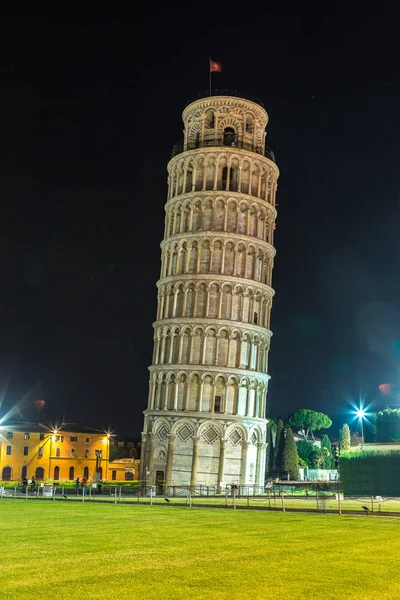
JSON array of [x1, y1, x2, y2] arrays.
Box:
[[70, 436, 77, 443], [53, 466, 60, 481], [21, 466, 27, 480], [83, 466, 89, 479], [223, 127, 235, 147], [125, 471, 134, 481], [112, 470, 117, 481], [38, 447, 44, 458], [6, 446, 11, 456], [85, 449, 89, 458], [35, 467, 44, 480], [56, 448, 61, 458], [253, 312, 258, 325], [24, 433, 30, 440], [6, 432, 13, 440], [2, 466, 12, 481], [55, 435, 64, 442], [71, 448, 76, 458], [69, 466, 74, 481], [214, 396, 222, 413], [23, 446, 28, 456], [85, 437, 90, 444], [39, 433, 45, 441]]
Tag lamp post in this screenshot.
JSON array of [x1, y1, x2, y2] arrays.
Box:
[[356, 408, 366, 443]]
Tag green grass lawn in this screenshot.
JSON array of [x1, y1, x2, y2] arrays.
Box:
[[1, 501, 400, 600]]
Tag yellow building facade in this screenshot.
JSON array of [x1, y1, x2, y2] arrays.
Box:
[[0, 422, 110, 482]]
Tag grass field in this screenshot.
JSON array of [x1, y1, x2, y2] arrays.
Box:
[[1, 501, 400, 599]]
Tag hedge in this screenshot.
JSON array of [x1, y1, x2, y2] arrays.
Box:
[[339, 451, 400, 495]]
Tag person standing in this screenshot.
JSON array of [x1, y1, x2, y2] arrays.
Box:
[[81, 476, 88, 496], [30, 476, 36, 493], [75, 477, 80, 495]]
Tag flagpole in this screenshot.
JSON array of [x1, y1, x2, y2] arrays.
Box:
[[209, 56, 211, 96]]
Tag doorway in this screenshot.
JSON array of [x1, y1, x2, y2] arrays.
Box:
[[156, 470, 164, 495]]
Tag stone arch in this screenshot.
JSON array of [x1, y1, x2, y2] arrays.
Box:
[[213, 197, 225, 231], [217, 327, 229, 365], [191, 326, 204, 364], [204, 327, 217, 365], [211, 239, 223, 273], [226, 375, 239, 414], [208, 281, 219, 318], [196, 282, 207, 317], [201, 373, 214, 412], [224, 240, 235, 275], [180, 327, 191, 364], [226, 198, 238, 232], [220, 283, 232, 320], [187, 372, 200, 410], [199, 239, 211, 273]]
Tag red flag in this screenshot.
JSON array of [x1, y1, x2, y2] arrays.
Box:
[[210, 59, 223, 73]]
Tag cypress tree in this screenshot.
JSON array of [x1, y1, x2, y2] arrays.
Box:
[[273, 419, 284, 475], [320, 434, 333, 469], [281, 427, 299, 481], [339, 423, 351, 453]]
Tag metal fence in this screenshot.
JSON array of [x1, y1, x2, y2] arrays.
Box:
[[1, 482, 400, 516]]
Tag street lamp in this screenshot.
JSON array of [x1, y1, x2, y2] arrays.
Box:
[[355, 408, 366, 443]]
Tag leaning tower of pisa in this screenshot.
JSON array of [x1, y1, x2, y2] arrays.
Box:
[[140, 92, 279, 490]]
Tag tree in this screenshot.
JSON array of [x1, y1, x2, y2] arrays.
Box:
[[281, 428, 299, 480], [288, 409, 332, 440], [374, 408, 400, 442], [339, 423, 351, 453], [320, 434, 333, 469], [296, 439, 318, 467], [273, 419, 284, 475]]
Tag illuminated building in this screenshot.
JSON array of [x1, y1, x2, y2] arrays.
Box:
[[0, 422, 110, 482], [140, 92, 279, 489]]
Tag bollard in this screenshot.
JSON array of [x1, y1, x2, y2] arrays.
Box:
[[150, 485, 153, 506], [114, 487, 117, 504], [26, 485, 28, 500], [89, 486, 92, 501], [316, 488, 319, 511], [371, 496, 374, 513], [14, 484, 17, 498], [233, 491, 236, 510], [225, 489, 228, 508], [189, 490, 192, 508], [52, 487, 56, 502], [338, 493, 341, 515], [119, 486, 122, 503], [281, 493, 285, 513]]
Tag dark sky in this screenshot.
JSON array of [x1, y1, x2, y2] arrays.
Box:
[[2, 5, 400, 438]]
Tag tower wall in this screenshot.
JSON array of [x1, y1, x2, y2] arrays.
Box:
[[141, 94, 279, 490]]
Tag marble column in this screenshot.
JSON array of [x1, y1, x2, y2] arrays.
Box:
[[240, 441, 251, 485], [190, 436, 200, 487], [255, 441, 266, 488], [139, 432, 147, 482], [165, 434, 176, 490], [217, 439, 226, 493]]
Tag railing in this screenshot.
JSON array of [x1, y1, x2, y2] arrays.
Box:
[[171, 138, 276, 162], [5, 482, 400, 516], [185, 90, 266, 109]]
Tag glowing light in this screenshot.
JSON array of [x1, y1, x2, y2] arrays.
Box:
[[356, 408, 366, 419]]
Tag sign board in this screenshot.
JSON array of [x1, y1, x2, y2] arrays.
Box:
[[43, 484, 53, 497], [92, 483, 97, 489]]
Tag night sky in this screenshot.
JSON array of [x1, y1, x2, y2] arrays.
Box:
[[2, 6, 400, 439]]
